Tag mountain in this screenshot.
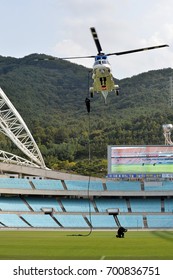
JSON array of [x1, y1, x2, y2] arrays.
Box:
[[0, 54, 173, 176]]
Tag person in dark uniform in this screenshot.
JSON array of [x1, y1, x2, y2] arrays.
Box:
[[116, 226, 127, 238], [85, 98, 90, 113]]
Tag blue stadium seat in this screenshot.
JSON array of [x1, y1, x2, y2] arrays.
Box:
[[95, 197, 128, 212], [147, 215, 173, 228], [164, 198, 173, 212], [118, 215, 144, 228], [31, 179, 64, 190], [21, 214, 60, 227], [0, 178, 31, 189], [162, 181, 173, 191], [0, 196, 30, 211], [144, 181, 173, 191], [54, 214, 89, 227], [61, 198, 95, 212], [130, 197, 161, 212], [0, 214, 29, 227], [25, 196, 62, 212], [106, 181, 141, 191], [86, 214, 116, 228], [65, 180, 103, 191]]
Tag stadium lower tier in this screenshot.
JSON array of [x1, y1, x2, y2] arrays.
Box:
[[0, 195, 173, 229], [0, 213, 173, 229]]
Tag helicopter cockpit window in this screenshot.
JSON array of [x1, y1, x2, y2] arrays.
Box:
[[95, 56, 107, 60], [95, 56, 101, 61]]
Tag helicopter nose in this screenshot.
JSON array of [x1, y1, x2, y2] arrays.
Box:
[[100, 69, 105, 73]]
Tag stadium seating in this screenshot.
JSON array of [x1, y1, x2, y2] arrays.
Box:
[[118, 215, 144, 228], [54, 214, 89, 227], [94, 197, 128, 212], [164, 198, 173, 212], [24, 196, 62, 212], [130, 197, 161, 212], [21, 214, 60, 227], [65, 180, 103, 191], [0, 214, 29, 227], [162, 181, 173, 191], [61, 198, 95, 212], [0, 178, 31, 189], [31, 179, 64, 190], [106, 181, 141, 191], [144, 181, 173, 191], [0, 196, 30, 211], [147, 215, 173, 228], [0, 176, 172, 229], [86, 214, 116, 228]]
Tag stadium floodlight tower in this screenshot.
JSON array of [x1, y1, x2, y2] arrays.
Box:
[[162, 124, 173, 145]]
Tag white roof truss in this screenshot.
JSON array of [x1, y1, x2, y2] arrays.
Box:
[[0, 88, 46, 168]]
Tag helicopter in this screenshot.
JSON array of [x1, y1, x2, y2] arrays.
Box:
[[61, 27, 169, 103]]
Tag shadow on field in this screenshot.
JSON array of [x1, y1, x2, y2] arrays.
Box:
[[151, 231, 173, 241]]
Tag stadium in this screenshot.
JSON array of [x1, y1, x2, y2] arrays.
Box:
[[0, 88, 173, 260]]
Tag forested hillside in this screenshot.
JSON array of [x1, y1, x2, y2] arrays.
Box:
[[0, 54, 173, 176]]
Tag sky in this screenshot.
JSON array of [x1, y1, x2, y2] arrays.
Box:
[[0, 0, 173, 79]]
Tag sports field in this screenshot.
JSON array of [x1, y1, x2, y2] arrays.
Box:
[[0, 230, 172, 260], [111, 163, 173, 174]]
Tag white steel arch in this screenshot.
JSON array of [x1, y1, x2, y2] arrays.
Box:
[[0, 150, 40, 167], [0, 88, 46, 168]]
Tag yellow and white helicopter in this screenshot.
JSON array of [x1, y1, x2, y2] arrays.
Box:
[[62, 27, 168, 103]]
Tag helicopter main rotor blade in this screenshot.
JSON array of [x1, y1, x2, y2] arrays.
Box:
[[61, 55, 95, 59], [90, 27, 103, 54], [34, 55, 95, 61], [107, 44, 169, 56]]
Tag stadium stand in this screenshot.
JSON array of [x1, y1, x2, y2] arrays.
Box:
[[54, 214, 89, 228], [130, 197, 161, 212], [164, 198, 173, 212], [21, 214, 60, 227], [106, 181, 141, 191], [144, 181, 173, 191], [0, 177, 172, 229], [24, 196, 62, 212], [162, 181, 173, 191], [118, 215, 144, 228], [147, 215, 173, 228], [94, 197, 128, 212], [0, 196, 30, 211], [0, 178, 31, 189], [65, 180, 103, 191], [31, 179, 64, 190], [0, 213, 29, 227], [86, 214, 116, 228], [61, 198, 95, 212]]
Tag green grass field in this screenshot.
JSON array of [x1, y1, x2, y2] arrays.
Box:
[[111, 164, 173, 173], [0, 230, 172, 260]]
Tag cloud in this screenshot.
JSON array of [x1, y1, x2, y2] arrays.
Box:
[[0, 0, 173, 78], [51, 0, 173, 78], [52, 39, 93, 68]]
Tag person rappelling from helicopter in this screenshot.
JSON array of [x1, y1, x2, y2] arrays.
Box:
[[62, 27, 168, 103], [38, 27, 169, 104]]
